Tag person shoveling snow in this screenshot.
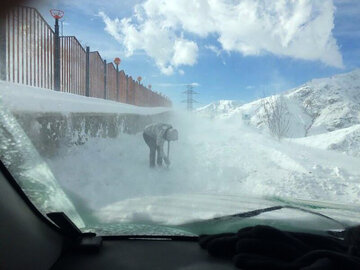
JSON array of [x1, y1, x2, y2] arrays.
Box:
[[143, 123, 178, 168]]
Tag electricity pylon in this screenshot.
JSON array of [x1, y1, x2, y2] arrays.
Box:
[[182, 84, 198, 111]]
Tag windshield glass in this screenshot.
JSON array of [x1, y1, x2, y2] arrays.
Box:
[[1, 0, 360, 236]]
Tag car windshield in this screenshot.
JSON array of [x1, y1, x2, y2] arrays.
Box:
[[1, 0, 360, 236]]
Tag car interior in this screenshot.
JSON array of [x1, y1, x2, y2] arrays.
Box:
[[0, 161, 234, 270]]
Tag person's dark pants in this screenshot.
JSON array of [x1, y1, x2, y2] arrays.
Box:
[[143, 132, 163, 168]]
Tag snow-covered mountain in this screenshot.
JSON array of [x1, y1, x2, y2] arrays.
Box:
[[197, 69, 360, 157], [285, 69, 360, 134], [196, 100, 243, 119]]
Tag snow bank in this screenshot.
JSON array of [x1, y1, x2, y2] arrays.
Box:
[[0, 81, 172, 157], [292, 125, 360, 157], [0, 81, 171, 115]]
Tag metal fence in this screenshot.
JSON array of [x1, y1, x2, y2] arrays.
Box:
[[60, 36, 86, 95], [89, 51, 105, 99], [0, 6, 172, 107], [119, 71, 127, 103], [3, 7, 54, 89], [106, 62, 117, 101]]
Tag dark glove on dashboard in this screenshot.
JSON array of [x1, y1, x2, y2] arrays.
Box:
[[199, 225, 360, 270]]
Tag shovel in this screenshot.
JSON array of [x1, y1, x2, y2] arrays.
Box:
[[166, 141, 170, 168]]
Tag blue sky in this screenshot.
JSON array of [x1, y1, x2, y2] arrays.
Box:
[[32, 0, 360, 108]]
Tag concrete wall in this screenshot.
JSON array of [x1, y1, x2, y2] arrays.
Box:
[[14, 111, 171, 157]]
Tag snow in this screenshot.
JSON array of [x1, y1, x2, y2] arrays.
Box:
[[286, 69, 360, 134], [46, 112, 360, 227], [292, 125, 360, 157], [198, 69, 360, 135], [0, 81, 171, 115], [197, 69, 360, 157], [196, 100, 244, 119]]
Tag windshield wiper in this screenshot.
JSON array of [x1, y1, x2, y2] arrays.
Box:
[[180, 205, 346, 228], [213, 205, 345, 227], [211, 206, 283, 220], [47, 212, 103, 251]]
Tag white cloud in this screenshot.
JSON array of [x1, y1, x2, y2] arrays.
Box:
[[100, 0, 344, 74], [98, 12, 123, 42], [205, 45, 222, 56], [172, 39, 198, 67], [99, 12, 198, 75]]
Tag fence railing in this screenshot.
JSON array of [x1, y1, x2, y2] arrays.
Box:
[[0, 6, 172, 107], [60, 36, 86, 95]]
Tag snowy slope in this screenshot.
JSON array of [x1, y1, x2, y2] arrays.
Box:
[[0, 81, 171, 115], [197, 97, 314, 137], [198, 69, 360, 136], [285, 69, 360, 135], [292, 125, 360, 157], [197, 69, 360, 157], [196, 100, 243, 119]]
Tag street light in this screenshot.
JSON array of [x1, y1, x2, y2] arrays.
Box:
[[50, 9, 64, 91], [137, 76, 142, 84], [114, 57, 121, 66]]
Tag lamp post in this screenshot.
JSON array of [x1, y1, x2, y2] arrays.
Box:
[[114, 57, 121, 101], [137, 76, 142, 84], [50, 9, 64, 91], [135, 76, 142, 105]]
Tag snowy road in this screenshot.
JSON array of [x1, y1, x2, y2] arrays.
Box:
[[47, 111, 360, 225]]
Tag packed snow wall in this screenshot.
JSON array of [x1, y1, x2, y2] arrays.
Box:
[[14, 111, 171, 157], [0, 81, 172, 157]]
